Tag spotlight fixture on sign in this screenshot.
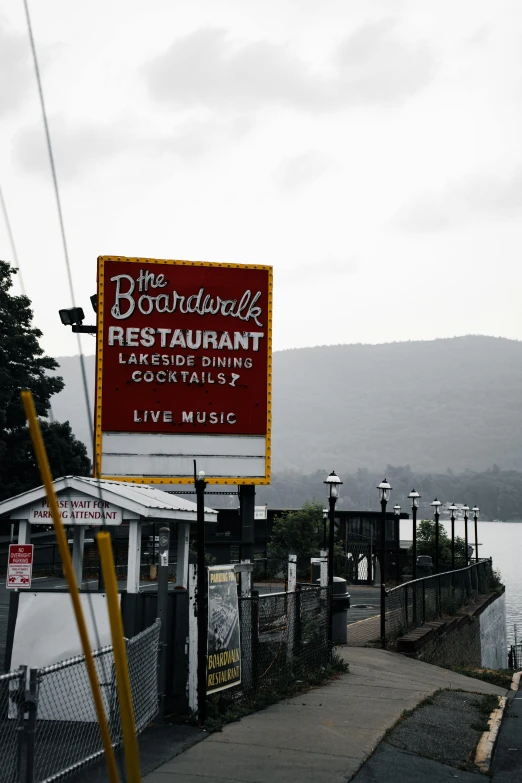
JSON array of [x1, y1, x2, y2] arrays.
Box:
[[58, 304, 96, 334]]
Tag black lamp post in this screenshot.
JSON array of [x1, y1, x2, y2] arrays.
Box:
[[448, 503, 457, 571], [324, 472, 342, 589], [408, 490, 420, 580], [324, 471, 342, 646], [377, 479, 392, 647], [431, 499, 441, 573], [472, 506, 480, 563], [462, 505, 470, 565], [393, 504, 401, 583]]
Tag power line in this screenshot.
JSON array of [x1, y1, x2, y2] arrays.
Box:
[[0, 181, 26, 296], [22, 0, 94, 458], [22, 9, 122, 766]]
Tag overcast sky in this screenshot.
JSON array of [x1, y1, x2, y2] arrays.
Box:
[[1, 0, 521, 358]]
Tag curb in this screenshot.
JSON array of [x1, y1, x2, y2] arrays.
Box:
[[511, 670, 522, 691], [474, 695, 507, 773], [474, 667, 521, 774]]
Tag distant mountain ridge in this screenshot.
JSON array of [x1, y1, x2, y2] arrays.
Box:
[[49, 336, 522, 474]]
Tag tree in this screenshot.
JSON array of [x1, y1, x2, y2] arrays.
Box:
[[413, 520, 467, 569], [0, 262, 91, 500], [268, 501, 324, 559], [268, 500, 345, 562]]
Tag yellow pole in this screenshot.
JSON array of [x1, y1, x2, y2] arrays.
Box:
[[20, 390, 120, 783], [97, 531, 141, 783]]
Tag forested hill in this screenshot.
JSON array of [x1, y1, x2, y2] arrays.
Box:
[[272, 336, 522, 473], [50, 335, 522, 474]]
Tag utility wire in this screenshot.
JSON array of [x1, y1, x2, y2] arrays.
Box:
[[22, 4, 128, 775], [21, 11, 125, 776], [22, 0, 95, 457], [1, 177, 59, 423], [0, 181, 27, 296]]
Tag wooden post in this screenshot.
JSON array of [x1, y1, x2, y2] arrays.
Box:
[[187, 564, 198, 714], [127, 519, 142, 594], [176, 521, 190, 589], [18, 520, 30, 545], [319, 550, 328, 587], [72, 526, 85, 586]]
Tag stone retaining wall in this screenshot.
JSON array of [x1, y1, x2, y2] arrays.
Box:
[[396, 590, 506, 669]]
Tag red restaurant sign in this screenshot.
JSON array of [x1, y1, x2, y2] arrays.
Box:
[[95, 257, 272, 484]]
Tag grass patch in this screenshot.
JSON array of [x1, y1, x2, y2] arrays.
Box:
[[444, 665, 513, 690], [470, 694, 500, 732], [200, 652, 349, 733]]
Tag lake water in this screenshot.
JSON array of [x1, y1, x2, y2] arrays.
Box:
[[400, 520, 522, 647]]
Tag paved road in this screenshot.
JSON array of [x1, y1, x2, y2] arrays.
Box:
[[141, 647, 507, 783], [346, 585, 380, 625], [491, 678, 522, 783]]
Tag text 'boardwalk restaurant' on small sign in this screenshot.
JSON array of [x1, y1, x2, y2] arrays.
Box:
[[207, 565, 241, 693], [95, 257, 273, 484]]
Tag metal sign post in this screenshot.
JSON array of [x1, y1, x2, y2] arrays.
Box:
[[195, 471, 208, 726], [157, 525, 170, 721]]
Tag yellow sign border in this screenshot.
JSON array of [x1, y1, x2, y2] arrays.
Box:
[[94, 256, 272, 485]]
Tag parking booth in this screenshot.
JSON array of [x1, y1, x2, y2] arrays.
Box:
[[0, 475, 217, 713]]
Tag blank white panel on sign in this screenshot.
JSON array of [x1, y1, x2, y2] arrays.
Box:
[[102, 433, 267, 478], [102, 432, 266, 457], [102, 453, 266, 478]]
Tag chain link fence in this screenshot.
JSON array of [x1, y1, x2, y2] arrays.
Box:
[[212, 584, 330, 711], [384, 559, 494, 642], [0, 620, 160, 783], [252, 558, 316, 590], [508, 643, 522, 670], [0, 667, 26, 783]]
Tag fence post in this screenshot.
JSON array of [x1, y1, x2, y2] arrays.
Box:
[[422, 580, 426, 625], [24, 668, 38, 783], [287, 555, 297, 661], [251, 591, 259, 695], [16, 666, 27, 783], [295, 585, 302, 655], [187, 565, 198, 716], [287, 554, 297, 594], [157, 526, 170, 722], [404, 584, 409, 633], [319, 551, 328, 587]]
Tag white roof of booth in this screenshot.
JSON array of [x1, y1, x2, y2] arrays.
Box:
[[0, 475, 218, 523]]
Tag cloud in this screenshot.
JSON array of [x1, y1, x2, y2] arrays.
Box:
[[0, 18, 31, 117], [334, 18, 434, 106], [13, 115, 252, 180], [143, 22, 434, 114], [397, 169, 522, 232], [273, 150, 333, 193], [279, 256, 358, 284], [13, 120, 125, 180]]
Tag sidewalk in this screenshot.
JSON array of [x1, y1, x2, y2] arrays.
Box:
[[143, 647, 506, 783]]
